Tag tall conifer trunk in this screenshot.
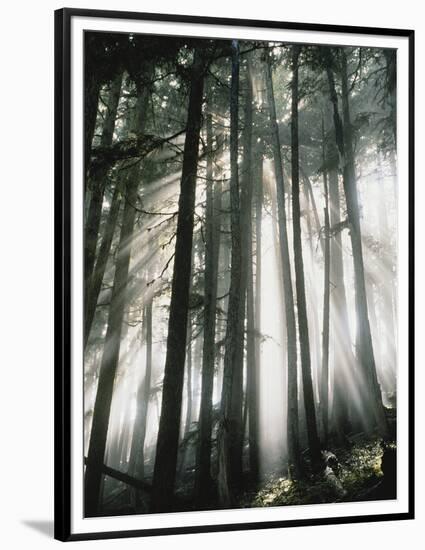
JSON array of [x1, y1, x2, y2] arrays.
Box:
[[230, 63, 255, 486], [218, 40, 242, 506], [253, 146, 263, 476], [320, 118, 330, 445], [151, 48, 206, 512], [290, 46, 321, 467]]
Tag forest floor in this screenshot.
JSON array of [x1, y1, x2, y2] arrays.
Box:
[[101, 434, 396, 516], [240, 436, 396, 509]]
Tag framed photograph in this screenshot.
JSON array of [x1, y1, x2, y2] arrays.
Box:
[[54, 7, 414, 541]]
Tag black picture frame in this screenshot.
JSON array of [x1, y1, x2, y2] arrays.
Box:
[[54, 7, 415, 542]]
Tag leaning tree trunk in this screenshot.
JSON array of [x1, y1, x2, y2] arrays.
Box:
[[150, 49, 206, 513], [84, 74, 150, 518], [290, 45, 322, 468], [264, 52, 300, 477], [195, 100, 222, 502], [218, 40, 242, 507]]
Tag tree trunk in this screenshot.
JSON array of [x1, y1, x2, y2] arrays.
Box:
[[195, 101, 222, 501], [85, 73, 123, 289], [246, 197, 259, 480], [84, 169, 139, 516], [290, 46, 321, 467], [150, 49, 206, 513], [383, 49, 397, 147], [128, 300, 153, 483], [218, 40, 242, 507], [231, 63, 255, 485], [327, 136, 352, 441], [376, 151, 397, 395], [177, 323, 194, 480], [301, 170, 325, 257], [264, 52, 300, 477], [254, 148, 263, 475], [342, 50, 388, 435], [320, 118, 330, 445], [246, 70, 259, 481], [84, 183, 121, 348], [84, 76, 150, 518], [84, 41, 102, 192], [301, 183, 322, 410], [325, 48, 388, 436], [185, 328, 193, 437]]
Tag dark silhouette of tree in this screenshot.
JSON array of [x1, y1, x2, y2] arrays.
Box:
[[290, 46, 322, 467], [151, 47, 207, 513], [218, 40, 242, 507]]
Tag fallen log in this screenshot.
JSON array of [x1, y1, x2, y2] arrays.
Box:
[[84, 457, 152, 493]]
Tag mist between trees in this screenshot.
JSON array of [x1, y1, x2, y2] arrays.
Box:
[[83, 32, 398, 517]]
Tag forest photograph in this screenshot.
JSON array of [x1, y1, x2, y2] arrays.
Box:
[[82, 30, 398, 519]]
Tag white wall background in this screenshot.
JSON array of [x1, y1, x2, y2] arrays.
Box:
[[0, 0, 422, 547]]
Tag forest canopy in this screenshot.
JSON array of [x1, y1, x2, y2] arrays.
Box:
[[83, 31, 398, 517]]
